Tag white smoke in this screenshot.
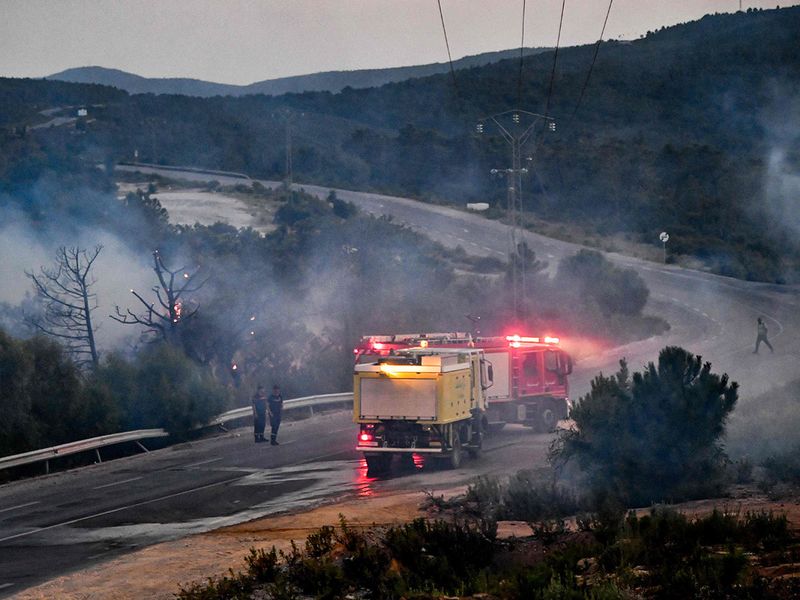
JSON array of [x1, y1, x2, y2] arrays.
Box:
[[0, 215, 153, 349]]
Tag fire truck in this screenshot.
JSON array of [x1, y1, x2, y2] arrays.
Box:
[[355, 332, 572, 432], [354, 347, 492, 473]]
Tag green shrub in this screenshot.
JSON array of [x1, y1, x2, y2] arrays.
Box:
[[93, 344, 229, 437], [466, 471, 581, 523], [551, 347, 738, 505], [244, 546, 279, 583], [383, 518, 496, 594]]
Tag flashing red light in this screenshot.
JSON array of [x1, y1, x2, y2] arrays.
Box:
[[372, 342, 385, 350], [544, 336, 560, 344], [505, 334, 540, 343], [359, 433, 373, 442]]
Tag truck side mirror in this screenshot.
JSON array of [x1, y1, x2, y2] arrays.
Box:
[[481, 360, 494, 389]]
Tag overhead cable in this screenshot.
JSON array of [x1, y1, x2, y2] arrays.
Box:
[[517, 0, 527, 105], [570, 0, 614, 122], [437, 0, 460, 96], [544, 0, 567, 117]]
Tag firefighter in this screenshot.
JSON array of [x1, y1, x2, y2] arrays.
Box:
[[268, 384, 284, 445], [754, 317, 774, 354], [251, 385, 268, 443]]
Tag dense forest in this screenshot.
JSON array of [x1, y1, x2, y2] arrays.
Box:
[[2, 7, 799, 281]]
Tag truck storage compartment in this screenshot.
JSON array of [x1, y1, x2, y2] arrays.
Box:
[[359, 377, 437, 420]]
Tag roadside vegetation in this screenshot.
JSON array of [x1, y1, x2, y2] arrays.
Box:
[[176, 509, 800, 599], [177, 346, 800, 598]]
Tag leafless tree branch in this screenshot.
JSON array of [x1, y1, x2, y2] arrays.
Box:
[[25, 245, 103, 369]]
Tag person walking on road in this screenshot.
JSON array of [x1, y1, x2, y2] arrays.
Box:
[[754, 317, 774, 354], [252, 385, 268, 443], [268, 384, 284, 446]]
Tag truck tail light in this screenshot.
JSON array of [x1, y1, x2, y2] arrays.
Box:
[[359, 432, 373, 442]]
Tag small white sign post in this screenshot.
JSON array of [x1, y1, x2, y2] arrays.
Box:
[[659, 231, 670, 263]]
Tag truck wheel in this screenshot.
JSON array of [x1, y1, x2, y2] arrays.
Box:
[[365, 454, 391, 475], [447, 436, 463, 469], [467, 418, 486, 458], [467, 435, 482, 459], [538, 403, 558, 433]]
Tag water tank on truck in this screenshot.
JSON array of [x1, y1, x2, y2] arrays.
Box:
[[353, 347, 492, 475]]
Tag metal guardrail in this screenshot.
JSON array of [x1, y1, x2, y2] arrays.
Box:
[[0, 392, 353, 473], [117, 162, 251, 181], [0, 429, 169, 471], [207, 392, 353, 427]]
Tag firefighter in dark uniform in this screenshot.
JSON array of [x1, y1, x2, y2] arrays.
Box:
[[268, 384, 284, 445], [754, 317, 774, 354], [252, 385, 268, 443]]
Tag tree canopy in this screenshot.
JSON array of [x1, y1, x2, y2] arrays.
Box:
[[552, 346, 738, 505]]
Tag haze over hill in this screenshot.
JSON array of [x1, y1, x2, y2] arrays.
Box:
[[46, 48, 550, 97], [3, 7, 800, 282]]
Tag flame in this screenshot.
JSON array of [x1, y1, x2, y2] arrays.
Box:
[[173, 300, 183, 321]]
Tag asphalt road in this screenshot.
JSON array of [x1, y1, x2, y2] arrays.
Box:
[[2, 170, 797, 596]]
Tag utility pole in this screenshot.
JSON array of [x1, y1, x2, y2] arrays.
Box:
[[273, 109, 298, 186], [285, 112, 293, 186], [478, 110, 555, 321]]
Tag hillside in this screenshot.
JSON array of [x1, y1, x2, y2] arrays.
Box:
[[4, 7, 800, 282], [46, 48, 550, 97]]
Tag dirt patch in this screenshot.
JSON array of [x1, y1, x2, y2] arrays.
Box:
[[116, 183, 277, 234]]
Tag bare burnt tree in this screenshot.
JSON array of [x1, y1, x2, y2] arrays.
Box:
[[25, 246, 103, 368], [111, 249, 206, 347]]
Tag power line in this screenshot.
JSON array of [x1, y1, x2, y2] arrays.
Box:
[[517, 0, 527, 105], [437, 0, 460, 96], [544, 0, 567, 117], [570, 0, 614, 122]]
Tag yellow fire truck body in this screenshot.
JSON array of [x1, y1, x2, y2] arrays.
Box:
[[353, 348, 491, 473]]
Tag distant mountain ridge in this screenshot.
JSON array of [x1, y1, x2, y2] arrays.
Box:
[[47, 48, 550, 97]]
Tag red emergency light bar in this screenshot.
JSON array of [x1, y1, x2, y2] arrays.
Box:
[[505, 334, 560, 347], [506, 334, 540, 343]]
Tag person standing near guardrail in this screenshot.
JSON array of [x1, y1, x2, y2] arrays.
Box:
[[252, 385, 268, 443], [268, 384, 284, 446]]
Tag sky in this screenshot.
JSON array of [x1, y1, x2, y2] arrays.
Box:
[[2, 0, 798, 85]]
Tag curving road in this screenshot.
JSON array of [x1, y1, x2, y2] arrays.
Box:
[[1, 170, 797, 596]]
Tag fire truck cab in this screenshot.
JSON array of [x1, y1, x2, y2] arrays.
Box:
[[355, 332, 572, 432]]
